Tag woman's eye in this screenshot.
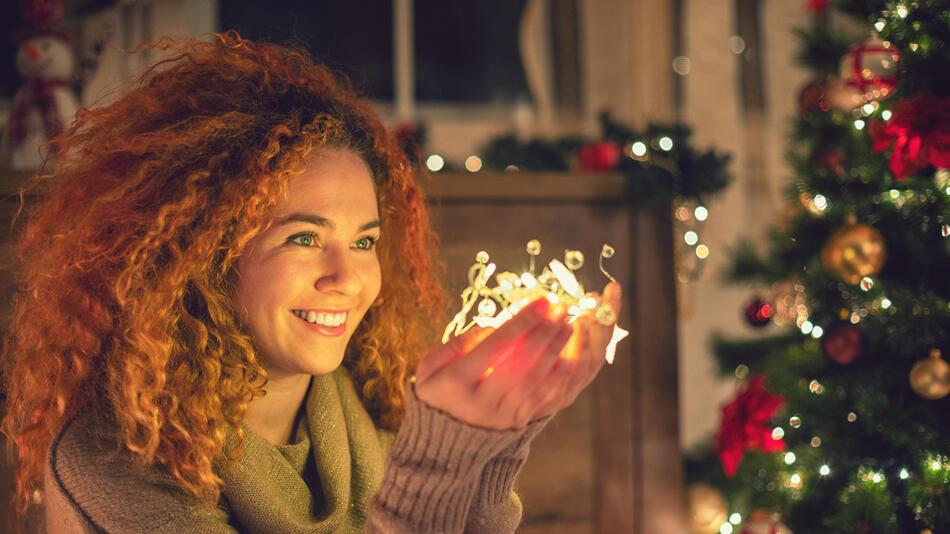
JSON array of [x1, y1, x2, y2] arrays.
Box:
[[354, 236, 379, 250], [288, 233, 319, 247]]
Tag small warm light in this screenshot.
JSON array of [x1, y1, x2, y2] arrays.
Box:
[[801, 321, 814, 335], [889, 189, 900, 200], [464, 155, 483, 172], [941, 225, 950, 238], [789, 473, 803, 488], [811, 436, 822, 447], [847, 412, 858, 422], [850, 312, 861, 324], [684, 231, 699, 245], [426, 154, 445, 172], [719, 522, 733, 534], [658, 136, 674, 151], [695, 244, 709, 259], [772, 427, 785, 440], [860, 277, 874, 291], [909, 42, 919, 51], [675, 206, 691, 221], [896, 4, 908, 18], [729, 513, 741, 525], [881, 298, 892, 309], [819, 464, 831, 476], [813, 194, 828, 211], [811, 325, 824, 338], [784, 452, 797, 465], [854, 119, 866, 130], [899, 468, 909, 479], [789, 416, 802, 428], [862, 103, 875, 115], [735, 364, 750, 379], [694, 206, 709, 221], [672, 56, 691, 75], [809, 380, 823, 394], [931, 460, 942, 471], [729, 35, 746, 55], [505, 164, 520, 172], [881, 110, 892, 120], [631, 141, 648, 157], [871, 472, 884, 483], [874, 19, 886, 31], [520, 272, 538, 288]]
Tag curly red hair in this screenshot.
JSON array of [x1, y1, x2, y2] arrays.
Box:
[[1, 32, 446, 518]]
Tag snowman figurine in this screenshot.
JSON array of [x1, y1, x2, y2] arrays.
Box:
[[2, 31, 80, 170]]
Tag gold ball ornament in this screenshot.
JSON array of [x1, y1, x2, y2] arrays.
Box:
[[820, 222, 886, 285], [686, 483, 728, 534], [909, 349, 950, 400]]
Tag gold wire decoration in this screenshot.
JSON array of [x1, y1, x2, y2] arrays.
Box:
[[443, 241, 629, 363]]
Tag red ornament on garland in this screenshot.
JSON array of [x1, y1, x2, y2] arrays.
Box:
[[870, 94, 950, 179], [803, 0, 829, 12], [839, 33, 899, 97], [715, 375, 786, 477], [744, 297, 774, 328], [798, 78, 830, 113], [821, 320, 864, 365], [577, 141, 621, 172]]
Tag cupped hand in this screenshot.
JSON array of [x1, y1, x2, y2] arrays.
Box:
[[413, 281, 623, 431], [527, 280, 623, 420], [414, 297, 572, 430]]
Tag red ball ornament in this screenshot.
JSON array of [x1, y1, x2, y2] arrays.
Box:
[[839, 33, 900, 98], [744, 297, 774, 328], [577, 141, 621, 172], [798, 78, 830, 113], [821, 321, 864, 365]]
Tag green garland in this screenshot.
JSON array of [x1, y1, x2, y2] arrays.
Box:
[[475, 112, 733, 207]]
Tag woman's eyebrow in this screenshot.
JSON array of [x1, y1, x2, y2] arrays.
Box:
[[274, 213, 380, 232]]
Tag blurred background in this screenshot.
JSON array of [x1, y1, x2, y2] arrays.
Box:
[[2, 1, 948, 533]]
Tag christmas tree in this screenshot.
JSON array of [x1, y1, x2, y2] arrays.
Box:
[[685, 1, 949, 533]]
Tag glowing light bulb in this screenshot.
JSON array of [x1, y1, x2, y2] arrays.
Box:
[[426, 154, 445, 172], [819, 465, 831, 476], [631, 141, 647, 157], [658, 136, 674, 151], [465, 155, 483, 172], [784, 452, 797, 465], [694, 206, 708, 221]]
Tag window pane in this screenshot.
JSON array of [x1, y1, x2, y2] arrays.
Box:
[[218, 1, 394, 100], [414, 0, 530, 103]]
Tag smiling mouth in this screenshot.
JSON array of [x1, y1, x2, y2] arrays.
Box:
[[291, 309, 349, 337]]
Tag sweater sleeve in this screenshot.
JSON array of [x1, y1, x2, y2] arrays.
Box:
[[45, 416, 238, 534], [464, 416, 552, 534], [365, 384, 537, 534]]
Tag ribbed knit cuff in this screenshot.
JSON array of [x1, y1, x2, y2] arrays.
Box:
[[371, 384, 528, 533], [473, 415, 552, 506]]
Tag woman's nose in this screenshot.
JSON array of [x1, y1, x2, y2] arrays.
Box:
[[315, 248, 362, 296]]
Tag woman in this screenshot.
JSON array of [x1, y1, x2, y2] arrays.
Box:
[[1, 33, 621, 533]]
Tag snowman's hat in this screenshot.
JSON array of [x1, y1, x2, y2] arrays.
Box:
[[12, 0, 72, 43]]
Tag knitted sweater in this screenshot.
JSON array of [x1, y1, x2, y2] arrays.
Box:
[[44, 368, 548, 533]]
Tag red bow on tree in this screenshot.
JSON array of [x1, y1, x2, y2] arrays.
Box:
[[715, 374, 786, 477], [870, 94, 950, 179]]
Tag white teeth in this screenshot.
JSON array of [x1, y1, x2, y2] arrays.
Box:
[[294, 310, 347, 327]]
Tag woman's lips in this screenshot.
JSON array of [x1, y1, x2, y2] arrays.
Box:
[[291, 311, 346, 336]]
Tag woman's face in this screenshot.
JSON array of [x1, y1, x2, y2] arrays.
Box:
[[235, 148, 382, 380]]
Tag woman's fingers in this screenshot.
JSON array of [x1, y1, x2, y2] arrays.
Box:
[[416, 326, 493, 384], [479, 317, 573, 404], [448, 297, 551, 382]]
